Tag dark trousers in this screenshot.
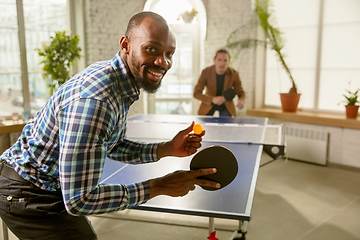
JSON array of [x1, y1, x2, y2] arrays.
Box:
[[0, 175, 97, 240]]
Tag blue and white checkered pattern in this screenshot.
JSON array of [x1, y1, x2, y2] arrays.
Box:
[[0, 52, 159, 216]]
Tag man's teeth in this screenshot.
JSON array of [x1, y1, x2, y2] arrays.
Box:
[[149, 70, 162, 77]]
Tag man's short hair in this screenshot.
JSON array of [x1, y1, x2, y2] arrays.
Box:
[[214, 49, 230, 59], [125, 11, 167, 38]]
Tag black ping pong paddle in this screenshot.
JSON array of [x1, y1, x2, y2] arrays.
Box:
[[223, 87, 236, 101], [190, 145, 238, 191]]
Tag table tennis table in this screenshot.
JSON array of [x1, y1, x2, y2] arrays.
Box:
[[101, 114, 284, 239]]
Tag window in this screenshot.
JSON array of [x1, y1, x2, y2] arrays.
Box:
[[264, 0, 360, 112], [319, 0, 360, 111], [0, 0, 68, 119]]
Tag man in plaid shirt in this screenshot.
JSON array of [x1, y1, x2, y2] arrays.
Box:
[[0, 12, 219, 239]]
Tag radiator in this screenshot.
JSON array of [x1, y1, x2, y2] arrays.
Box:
[[285, 126, 329, 165]]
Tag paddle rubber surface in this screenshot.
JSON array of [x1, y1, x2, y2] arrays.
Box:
[[223, 88, 236, 101], [190, 145, 238, 191]]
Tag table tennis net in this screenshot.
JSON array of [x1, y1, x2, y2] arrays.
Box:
[[126, 120, 284, 146]]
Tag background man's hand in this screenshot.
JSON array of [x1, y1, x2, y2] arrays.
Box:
[[212, 96, 226, 106], [148, 168, 220, 199], [236, 99, 244, 109]]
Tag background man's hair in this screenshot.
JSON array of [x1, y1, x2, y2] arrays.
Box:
[[214, 49, 230, 59], [125, 11, 167, 38]]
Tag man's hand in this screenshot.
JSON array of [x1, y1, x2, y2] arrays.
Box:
[[148, 168, 220, 199], [212, 96, 226, 106], [236, 99, 244, 110], [157, 122, 205, 159]]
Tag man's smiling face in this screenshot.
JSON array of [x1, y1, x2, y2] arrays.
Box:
[[123, 17, 176, 93]]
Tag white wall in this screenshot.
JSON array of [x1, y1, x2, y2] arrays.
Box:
[[84, 0, 147, 64], [82, 0, 360, 170]]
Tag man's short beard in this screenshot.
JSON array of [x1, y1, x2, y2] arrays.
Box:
[[133, 76, 162, 94], [131, 55, 162, 93]]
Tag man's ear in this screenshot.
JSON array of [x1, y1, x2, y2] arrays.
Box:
[[120, 35, 130, 54]]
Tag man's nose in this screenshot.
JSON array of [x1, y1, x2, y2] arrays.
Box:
[[154, 55, 171, 69]]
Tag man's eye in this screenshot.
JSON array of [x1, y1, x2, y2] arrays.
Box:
[[147, 47, 156, 53], [167, 52, 174, 58]]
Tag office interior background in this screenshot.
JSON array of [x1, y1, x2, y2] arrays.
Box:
[[0, 1, 360, 239], [1, 0, 359, 170]]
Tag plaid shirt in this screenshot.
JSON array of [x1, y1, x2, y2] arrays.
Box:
[[0, 52, 159, 216]]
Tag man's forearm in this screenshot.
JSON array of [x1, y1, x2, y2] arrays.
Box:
[[156, 141, 172, 159]]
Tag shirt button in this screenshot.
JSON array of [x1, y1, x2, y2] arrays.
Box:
[[7, 196, 13, 201]]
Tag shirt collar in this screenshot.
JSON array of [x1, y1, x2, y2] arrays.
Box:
[[111, 51, 140, 102]]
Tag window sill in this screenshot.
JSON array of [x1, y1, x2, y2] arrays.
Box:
[[246, 108, 360, 130]]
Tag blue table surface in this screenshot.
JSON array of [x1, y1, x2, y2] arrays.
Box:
[[101, 114, 265, 221], [102, 141, 262, 221]]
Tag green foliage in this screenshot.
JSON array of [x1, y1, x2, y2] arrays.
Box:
[[338, 82, 359, 106], [343, 89, 359, 105], [341, 83, 359, 106], [226, 0, 297, 93], [36, 31, 81, 95]]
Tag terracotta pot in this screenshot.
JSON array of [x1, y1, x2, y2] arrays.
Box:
[[280, 93, 301, 112], [345, 105, 359, 119]]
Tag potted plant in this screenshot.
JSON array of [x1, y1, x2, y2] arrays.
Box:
[[177, 8, 198, 23], [339, 83, 359, 119], [226, 0, 300, 112], [36, 31, 81, 95]]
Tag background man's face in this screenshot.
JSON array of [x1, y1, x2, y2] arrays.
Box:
[[214, 52, 230, 75]]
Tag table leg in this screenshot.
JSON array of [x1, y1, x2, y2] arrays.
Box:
[[231, 221, 248, 240], [209, 217, 215, 235], [2, 219, 9, 240], [240, 221, 248, 234]]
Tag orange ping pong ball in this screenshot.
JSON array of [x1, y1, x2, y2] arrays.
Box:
[[193, 124, 203, 135]]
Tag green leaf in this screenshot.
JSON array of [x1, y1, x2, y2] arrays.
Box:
[[225, 0, 297, 93], [36, 31, 82, 95]]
